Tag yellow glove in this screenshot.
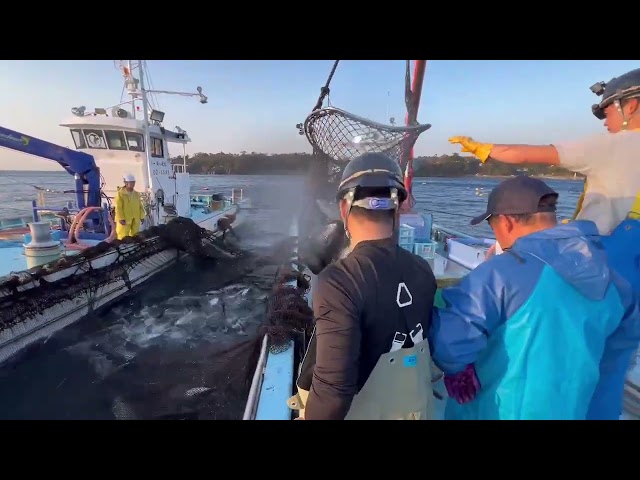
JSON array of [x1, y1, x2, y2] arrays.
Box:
[[449, 136, 493, 163]]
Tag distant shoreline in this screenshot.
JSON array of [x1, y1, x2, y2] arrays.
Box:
[[0, 170, 583, 181], [468, 174, 581, 181]]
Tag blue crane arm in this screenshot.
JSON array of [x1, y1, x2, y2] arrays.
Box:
[[0, 125, 102, 207]]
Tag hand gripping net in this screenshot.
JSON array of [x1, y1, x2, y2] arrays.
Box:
[[303, 106, 432, 166]]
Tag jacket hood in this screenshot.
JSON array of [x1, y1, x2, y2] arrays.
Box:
[[511, 220, 611, 300]]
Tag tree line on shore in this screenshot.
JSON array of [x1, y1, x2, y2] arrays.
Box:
[[170, 151, 582, 178]]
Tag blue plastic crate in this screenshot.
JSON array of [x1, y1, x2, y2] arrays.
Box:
[[400, 242, 414, 252], [399, 224, 415, 242], [414, 241, 436, 259]]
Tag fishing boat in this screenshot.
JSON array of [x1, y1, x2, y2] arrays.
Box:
[[0, 60, 250, 366], [243, 60, 640, 421]]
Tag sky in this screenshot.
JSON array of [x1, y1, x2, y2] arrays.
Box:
[[0, 59, 638, 171]]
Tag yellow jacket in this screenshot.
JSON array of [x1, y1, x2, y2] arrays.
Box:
[[114, 188, 145, 223]]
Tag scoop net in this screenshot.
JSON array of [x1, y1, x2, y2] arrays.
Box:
[[303, 106, 431, 167]]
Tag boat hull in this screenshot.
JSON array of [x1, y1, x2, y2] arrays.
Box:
[[0, 203, 248, 366]]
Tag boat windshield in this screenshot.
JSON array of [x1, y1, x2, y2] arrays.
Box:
[[70, 128, 145, 152]]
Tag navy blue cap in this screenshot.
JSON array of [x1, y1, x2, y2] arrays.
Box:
[[470, 176, 559, 226]]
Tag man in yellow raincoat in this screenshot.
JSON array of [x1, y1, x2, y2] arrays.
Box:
[[114, 173, 145, 240]]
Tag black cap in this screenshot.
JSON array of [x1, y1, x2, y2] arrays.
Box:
[[470, 176, 559, 226]]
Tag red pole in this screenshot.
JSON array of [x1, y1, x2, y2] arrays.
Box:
[[400, 60, 428, 213]]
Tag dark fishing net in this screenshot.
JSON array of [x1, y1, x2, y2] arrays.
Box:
[[0, 217, 241, 328], [258, 266, 313, 352], [94, 237, 314, 420], [100, 341, 260, 420]]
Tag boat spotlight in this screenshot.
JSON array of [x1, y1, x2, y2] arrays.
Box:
[[71, 106, 86, 117], [150, 109, 165, 123], [175, 126, 187, 138], [197, 86, 208, 104]]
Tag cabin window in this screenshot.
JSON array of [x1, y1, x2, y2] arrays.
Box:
[[125, 132, 144, 152], [70, 129, 87, 149], [104, 130, 127, 150], [150, 137, 164, 158], [83, 129, 107, 149]]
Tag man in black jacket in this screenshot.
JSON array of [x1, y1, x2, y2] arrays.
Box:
[[288, 152, 438, 420]]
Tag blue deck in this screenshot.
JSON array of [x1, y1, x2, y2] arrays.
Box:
[[255, 341, 295, 420], [0, 242, 87, 278], [0, 245, 34, 277]]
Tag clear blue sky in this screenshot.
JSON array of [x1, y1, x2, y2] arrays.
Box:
[[0, 60, 637, 171]]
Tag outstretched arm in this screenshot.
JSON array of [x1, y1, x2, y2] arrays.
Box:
[[450, 132, 616, 173], [488, 144, 560, 166]]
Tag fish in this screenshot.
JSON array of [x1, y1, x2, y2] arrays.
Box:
[[112, 396, 137, 420], [184, 387, 212, 397]]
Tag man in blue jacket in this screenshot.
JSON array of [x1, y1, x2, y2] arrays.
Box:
[[429, 176, 640, 420]]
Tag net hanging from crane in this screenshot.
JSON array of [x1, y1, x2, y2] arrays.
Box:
[[303, 106, 431, 167]]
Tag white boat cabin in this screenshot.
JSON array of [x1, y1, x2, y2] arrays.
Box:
[[60, 107, 192, 219]]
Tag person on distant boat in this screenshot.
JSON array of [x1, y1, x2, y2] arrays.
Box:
[[114, 173, 145, 240], [428, 176, 640, 420], [288, 152, 438, 420]]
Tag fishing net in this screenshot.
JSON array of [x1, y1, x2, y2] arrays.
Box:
[[96, 237, 314, 420], [303, 106, 431, 169], [298, 106, 432, 239], [258, 265, 313, 351], [0, 217, 241, 330]]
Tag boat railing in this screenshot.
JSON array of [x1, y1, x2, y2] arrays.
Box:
[[231, 188, 243, 204], [431, 222, 478, 241], [243, 218, 302, 420], [172, 164, 187, 174]]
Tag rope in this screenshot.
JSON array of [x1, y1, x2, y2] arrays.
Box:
[[312, 60, 340, 112], [2, 176, 76, 195]]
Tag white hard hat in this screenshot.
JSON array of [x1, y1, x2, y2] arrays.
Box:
[[123, 173, 136, 182]]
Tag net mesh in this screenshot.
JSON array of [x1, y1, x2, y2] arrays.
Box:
[[97, 238, 315, 420], [303, 106, 431, 166], [0, 217, 241, 329]]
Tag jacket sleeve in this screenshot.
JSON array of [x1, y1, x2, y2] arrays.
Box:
[[553, 132, 615, 175], [428, 260, 506, 375], [114, 191, 124, 222], [304, 267, 362, 420], [609, 272, 640, 354], [586, 271, 640, 419]]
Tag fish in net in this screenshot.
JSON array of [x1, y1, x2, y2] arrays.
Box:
[[98, 238, 314, 420]]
